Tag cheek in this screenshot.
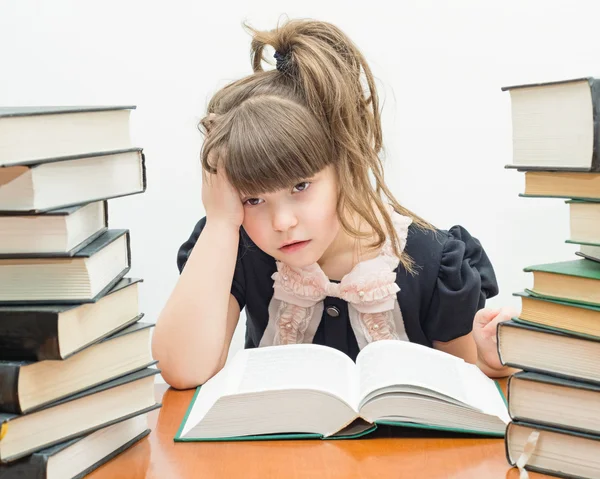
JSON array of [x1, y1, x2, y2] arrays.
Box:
[[241, 215, 270, 249], [309, 202, 338, 232], [305, 191, 339, 242]]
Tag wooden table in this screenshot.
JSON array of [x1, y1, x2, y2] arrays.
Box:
[[89, 381, 551, 479]]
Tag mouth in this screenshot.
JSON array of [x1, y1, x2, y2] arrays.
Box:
[[279, 240, 311, 253]]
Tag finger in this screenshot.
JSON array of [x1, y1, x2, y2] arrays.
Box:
[[474, 308, 500, 326], [482, 311, 512, 336]]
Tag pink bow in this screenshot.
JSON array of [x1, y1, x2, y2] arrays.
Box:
[[271, 253, 400, 314]]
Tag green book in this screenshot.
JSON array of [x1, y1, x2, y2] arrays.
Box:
[[174, 342, 509, 442], [524, 258, 600, 279], [523, 258, 600, 307], [513, 290, 600, 339], [518, 170, 600, 201]]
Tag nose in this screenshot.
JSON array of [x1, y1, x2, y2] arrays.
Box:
[[271, 206, 298, 232]]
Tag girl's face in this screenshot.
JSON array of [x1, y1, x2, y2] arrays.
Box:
[[241, 164, 342, 267]]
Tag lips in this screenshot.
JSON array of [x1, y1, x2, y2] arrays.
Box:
[[279, 240, 310, 253], [280, 240, 304, 249]]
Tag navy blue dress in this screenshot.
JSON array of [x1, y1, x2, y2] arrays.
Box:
[[177, 217, 499, 361]]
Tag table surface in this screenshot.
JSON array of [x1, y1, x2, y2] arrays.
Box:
[[88, 380, 551, 479]]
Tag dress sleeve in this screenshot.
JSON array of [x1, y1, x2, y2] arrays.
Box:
[[176, 216, 246, 311], [423, 225, 499, 342]]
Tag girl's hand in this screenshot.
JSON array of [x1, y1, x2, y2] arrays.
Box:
[[472, 306, 518, 371], [202, 167, 244, 229]]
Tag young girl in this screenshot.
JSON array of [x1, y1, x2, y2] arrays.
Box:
[[152, 18, 518, 390]]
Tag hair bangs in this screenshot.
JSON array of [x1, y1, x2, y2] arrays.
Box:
[[223, 97, 333, 197]]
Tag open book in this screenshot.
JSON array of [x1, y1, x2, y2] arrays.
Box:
[[175, 340, 509, 441]]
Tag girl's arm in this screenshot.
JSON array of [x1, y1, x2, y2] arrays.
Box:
[[152, 221, 241, 389]]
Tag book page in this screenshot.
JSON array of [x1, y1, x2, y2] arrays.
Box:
[[181, 364, 233, 437], [226, 344, 359, 409], [356, 340, 508, 421], [181, 344, 359, 437]]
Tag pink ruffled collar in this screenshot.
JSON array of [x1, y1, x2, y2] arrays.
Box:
[[271, 207, 412, 314]]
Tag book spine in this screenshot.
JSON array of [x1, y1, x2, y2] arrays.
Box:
[[125, 230, 132, 268], [0, 312, 61, 361], [504, 422, 513, 466], [102, 199, 109, 227], [590, 78, 600, 172], [506, 374, 514, 419], [0, 364, 21, 414], [496, 322, 506, 366], [0, 452, 48, 479], [140, 151, 147, 192]]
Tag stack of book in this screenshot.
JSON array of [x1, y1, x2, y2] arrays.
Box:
[[0, 106, 160, 478], [499, 78, 600, 479]]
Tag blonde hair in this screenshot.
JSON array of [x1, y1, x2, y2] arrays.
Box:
[[199, 18, 433, 273]]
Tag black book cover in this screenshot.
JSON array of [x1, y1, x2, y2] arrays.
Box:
[[0, 229, 132, 305], [0, 277, 142, 361], [0, 368, 161, 463], [576, 251, 600, 264], [0, 228, 128, 259], [0, 147, 143, 170], [505, 420, 600, 479], [502, 77, 600, 172], [0, 106, 135, 118], [0, 321, 154, 414]]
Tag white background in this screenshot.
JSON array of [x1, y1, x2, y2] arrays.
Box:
[[2, 0, 599, 368]]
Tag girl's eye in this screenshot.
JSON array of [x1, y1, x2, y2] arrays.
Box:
[[292, 181, 311, 193], [243, 182, 311, 206], [243, 198, 264, 206]]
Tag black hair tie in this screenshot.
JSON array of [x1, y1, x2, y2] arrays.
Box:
[[274, 50, 290, 73]]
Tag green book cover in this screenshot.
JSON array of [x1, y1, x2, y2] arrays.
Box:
[[524, 288, 600, 308], [505, 317, 600, 343], [566, 239, 600, 247], [514, 291, 600, 313], [512, 316, 600, 341], [523, 259, 600, 280], [174, 382, 507, 442]]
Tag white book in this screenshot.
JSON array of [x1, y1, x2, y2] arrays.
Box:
[[0, 229, 131, 304], [0, 201, 107, 256], [502, 77, 600, 172], [0, 149, 146, 213], [0, 106, 134, 167], [175, 340, 510, 442]]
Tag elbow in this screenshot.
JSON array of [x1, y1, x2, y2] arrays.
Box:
[[152, 336, 225, 390], [161, 361, 225, 390], [160, 368, 204, 390]]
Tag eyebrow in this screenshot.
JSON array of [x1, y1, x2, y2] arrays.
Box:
[[240, 178, 315, 201]]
